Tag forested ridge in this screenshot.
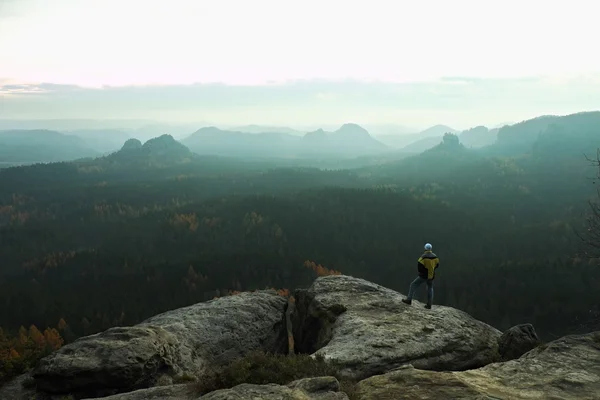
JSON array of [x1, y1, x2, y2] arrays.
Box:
[[1, 111, 599, 384]]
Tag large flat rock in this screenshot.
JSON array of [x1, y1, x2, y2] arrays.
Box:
[[32, 291, 288, 398], [293, 275, 502, 380], [355, 331, 600, 399]]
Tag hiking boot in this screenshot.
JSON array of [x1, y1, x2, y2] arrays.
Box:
[[425, 304, 432, 309], [402, 298, 412, 305]]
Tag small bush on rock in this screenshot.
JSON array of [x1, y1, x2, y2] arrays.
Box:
[[196, 351, 349, 395]]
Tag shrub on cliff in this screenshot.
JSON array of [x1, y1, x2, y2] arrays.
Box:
[[195, 351, 357, 397]]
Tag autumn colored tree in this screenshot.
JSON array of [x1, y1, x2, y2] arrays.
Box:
[[57, 318, 68, 331], [304, 260, 342, 277], [29, 325, 45, 349], [170, 213, 199, 232], [44, 328, 64, 351], [0, 323, 65, 384]]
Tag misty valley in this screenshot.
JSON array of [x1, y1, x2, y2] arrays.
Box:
[[0, 111, 599, 392], [4, 0, 600, 396]]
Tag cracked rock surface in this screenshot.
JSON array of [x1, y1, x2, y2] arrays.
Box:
[[31, 291, 288, 398], [355, 331, 600, 399], [293, 275, 502, 380]]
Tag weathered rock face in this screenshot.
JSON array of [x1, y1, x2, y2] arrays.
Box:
[[83, 377, 348, 400], [0, 374, 41, 400], [292, 275, 502, 380], [201, 376, 348, 400], [32, 291, 288, 398], [355, 331, 600, 400], [498, 323, 540, 360], [83, 384, 194, 400]]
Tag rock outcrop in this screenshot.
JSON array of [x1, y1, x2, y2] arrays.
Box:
[[292, 275, 502, 380], [0, 374, 38, 400], [82, 377, 348, 400], [32, 291, 288, 398], [84, 384, 194, 400], [498, 323, 540, 360], [5, 275, 598, 400], [355, 331, 600, 399], [201, 376, 348, 400]]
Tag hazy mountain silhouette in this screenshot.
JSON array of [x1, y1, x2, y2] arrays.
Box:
[[303, 123, 387, 156], [66, 129, 131, 153], [460, 126, 499, 148], [399, 125, 500, 153], [419, 124, 459, 137], [494, 111, 600, 155], [121, 138, 143, 150], [182, 127, 300, 158], [363, 123, 414, 136], [107, 134, 193, 165], [0, 129, 98, 163], [375, 125, 459, 149], [232, 125, 305, 136], [182, 123, 387, 158]]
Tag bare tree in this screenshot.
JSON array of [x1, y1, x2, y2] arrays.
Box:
[[578, 149, 600, 258], [570, 150, 600, 334]]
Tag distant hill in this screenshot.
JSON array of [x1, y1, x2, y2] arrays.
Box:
[[460, 126, 499, 148], [362, 123, 415, 136], [66, 129, 131, 153], [182, 123, 387, 159], [0, 119, 152, 131], [232, 125, 305, 136], [495, 115, 559, 151], [182, 127, 301, 158], [398, 112, 600, 157], [107, 134, 193, 165], [304, 123, 387, 156], [495, 111, 600, 154], [0, 129, 99, 163], [399, 125, 499, 153], [400, 136, 444, 153], [130, 123, 201, 141], [375, 125, 458, 149], [419, 124, 459, 138]]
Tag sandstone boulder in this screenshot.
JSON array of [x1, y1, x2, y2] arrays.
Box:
[[83, 384, 194, 400], [497, 323, 540, 360], [83, 377, 348, 400], [201, 376, 348, 400], [0, 374, 40, 400], [32, 291, 288, 398], [293, 275, 502, 380], [355, 331, 600, 399]]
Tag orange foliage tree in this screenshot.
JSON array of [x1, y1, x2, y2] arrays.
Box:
[[303, 260, 342, 277], [170, 213, 199, 232], [0, 321, 65, 384]]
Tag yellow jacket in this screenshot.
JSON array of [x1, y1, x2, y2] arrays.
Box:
[[418, 251, 440, 280]]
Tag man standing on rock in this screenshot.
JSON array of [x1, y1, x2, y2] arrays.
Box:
[[402, 243, 439, 309]]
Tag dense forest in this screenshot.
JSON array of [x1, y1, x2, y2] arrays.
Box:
[[1, 111, 599, 384]]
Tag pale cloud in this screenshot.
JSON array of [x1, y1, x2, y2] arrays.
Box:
[[316, 92, 337, 101], [1, 0, 599, 86], [0, 77, 598, 129], [1, 0, 599, 128]]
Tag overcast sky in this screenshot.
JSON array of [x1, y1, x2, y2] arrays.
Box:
[[1, 0, 599, 130]]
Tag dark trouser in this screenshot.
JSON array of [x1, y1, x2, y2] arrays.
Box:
[[406, 276, 433, 305]]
